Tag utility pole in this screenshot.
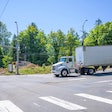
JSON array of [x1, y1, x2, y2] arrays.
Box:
[[82, 19, 88, 46], [15, 21, 19, 75]]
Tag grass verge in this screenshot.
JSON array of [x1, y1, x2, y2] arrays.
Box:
[[19, 66, 51, 75]]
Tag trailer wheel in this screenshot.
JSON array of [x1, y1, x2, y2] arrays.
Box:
[[87, 68, 94, 75], [61, 69, 68, 77]]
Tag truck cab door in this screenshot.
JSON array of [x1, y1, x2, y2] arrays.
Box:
[[66, 57, 74, 68]]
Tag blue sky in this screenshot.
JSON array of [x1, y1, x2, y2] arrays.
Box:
[[0, 0, 112, 37]]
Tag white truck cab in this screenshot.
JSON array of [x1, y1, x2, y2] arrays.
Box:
[[52, 56, 75, 77]]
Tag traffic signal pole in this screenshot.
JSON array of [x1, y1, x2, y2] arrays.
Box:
[[15, 21, 19, 75]]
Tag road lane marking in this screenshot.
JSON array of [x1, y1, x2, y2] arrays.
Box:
[[75, 93, 112, 105], [106, 91, 112, 93], [0, 100, 23, 112], [94, 80, 112, 83], [33, 103, 40, 107], [68, 78, 86, 81], [39, 96, 86, 110]]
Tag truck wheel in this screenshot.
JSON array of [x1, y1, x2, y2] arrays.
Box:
[[87, 68, 94, 75], [55, 74, 59, 77], [61, 69, 68, 77], [80, 68, 85, 75]]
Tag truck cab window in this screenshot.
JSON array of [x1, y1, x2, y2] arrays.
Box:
[[69, 58, 72, 62], [60, 58, 66, 62]]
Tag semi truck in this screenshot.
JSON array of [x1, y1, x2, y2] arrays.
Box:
[[51, 45, 112, 77]]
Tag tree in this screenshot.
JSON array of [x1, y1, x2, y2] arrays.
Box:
[[0, 47, 3, 67], [47, 28, 80, 63], [19, 23, 38, 63], [10, 34, 17, 61], [84, 22, 112, 46], [48, 30, 66, 63], [2, 55, 12, 68], [65, 28, 80, 56], [95, 19, 102, 26], [0, 21, 11, 55], [19, 23, 48, 65], [35, 30, 48, 65], [0, 21, 11, 68], [56, 30, 66, 57], [99, 22, 112, 45]]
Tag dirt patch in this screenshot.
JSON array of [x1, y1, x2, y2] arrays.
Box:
[[26, 63, 37, 68], [20, 63, 38, 69], [0, 68, 7, 75]]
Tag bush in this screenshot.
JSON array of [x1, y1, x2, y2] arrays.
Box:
[[19, 65, 51, 75]]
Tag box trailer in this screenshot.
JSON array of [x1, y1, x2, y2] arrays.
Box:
[[75, 45, 112, 74]]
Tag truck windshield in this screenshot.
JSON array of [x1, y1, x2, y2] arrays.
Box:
[[60, 58, 66, 62]]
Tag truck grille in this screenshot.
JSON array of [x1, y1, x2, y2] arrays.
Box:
[[52, 66, 55, 70]]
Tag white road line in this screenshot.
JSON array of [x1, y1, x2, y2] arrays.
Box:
[[33, 103, 40, 107], [94, 80, 112, 83], [75, 93, 112, 105], [0, 100, 23, 112], [39, 96, 86, 110], [106, 91, 112, 93], [68, 78, 86, 81]]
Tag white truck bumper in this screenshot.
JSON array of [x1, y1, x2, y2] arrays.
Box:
[[52, 70, 61, 75]]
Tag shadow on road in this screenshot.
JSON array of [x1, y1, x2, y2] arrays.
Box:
[[92, 72, 112, 77], [54, 71, 112, 78], [56, 74, 81, 78]]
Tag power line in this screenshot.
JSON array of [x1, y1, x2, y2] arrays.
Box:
[[0, 0, 10, 19]]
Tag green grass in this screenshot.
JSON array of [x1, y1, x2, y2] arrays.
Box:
[[19, 66, 51, 75]]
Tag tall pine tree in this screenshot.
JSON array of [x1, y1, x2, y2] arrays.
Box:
[[0, 47, 4, 67]]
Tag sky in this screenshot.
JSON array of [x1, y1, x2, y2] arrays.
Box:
[[0, 0, 112, 38]]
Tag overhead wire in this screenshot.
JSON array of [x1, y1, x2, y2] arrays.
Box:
[[0, 0, 10, 19]]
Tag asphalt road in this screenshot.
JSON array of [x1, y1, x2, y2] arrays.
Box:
[[0, 72, 112, 112]]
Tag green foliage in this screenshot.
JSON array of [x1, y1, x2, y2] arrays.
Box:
[[19, 66, 51, 74], [47, 28, 80, 63], [2, 55, 13, 67], [0, 21, 11, 68], [46, 43, 55, 64], [18, 23, 48, 66], [84, 22, 112, 46], [9, 34, 17, 61], [0, 21, 11, 55], [47, 30, 65, 63], [95, 19, 102, 26], [0, 47, 4, 67], [65, 28, 80, 56]]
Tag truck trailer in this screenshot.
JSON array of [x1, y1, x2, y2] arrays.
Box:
[[51, 45, 112, 77]]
